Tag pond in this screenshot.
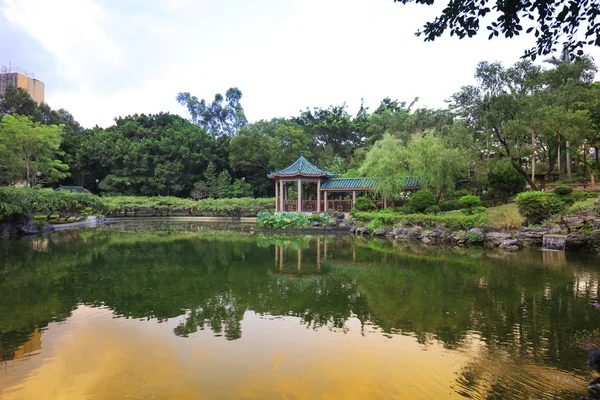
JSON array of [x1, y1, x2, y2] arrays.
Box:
[[1, 221, 599, 399]]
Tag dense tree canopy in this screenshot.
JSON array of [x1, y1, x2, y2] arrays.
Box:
[[0, 54, 599, 200], [0, 115, 68, 186], [394, 0, 600, 60]]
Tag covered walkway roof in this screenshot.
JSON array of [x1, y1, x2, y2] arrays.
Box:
[[321, 177, 421, 191]]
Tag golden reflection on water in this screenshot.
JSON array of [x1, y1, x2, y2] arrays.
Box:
[[0, 306, 467, 399], [0, 306, 590, 400]]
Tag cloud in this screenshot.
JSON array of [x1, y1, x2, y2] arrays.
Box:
[[2, 0, 600, 128], [1, 0, 125, 91]]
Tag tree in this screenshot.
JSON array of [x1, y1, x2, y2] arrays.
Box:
[[366, 100, 414, 145], [75, 113, 217, 196], [203, 161, 218, 198], [541, 56, 597, 180], [451, 60, 543, 189], [176, 88, 247, 136], [295, 104, 364, 159], [407, 133, 467, 201], [322, 154, 346, 176], [229, 119, 315, 196], [0, 115, 69, 186], [394, 0, 600, 60], [0, 85, 40, 117], [359, 133, 409, 199], [217, 170, 233, 198], [0, 86, 87, 186], [231, 178, 253, 198], [488, 157, 526, 203], [190, 181, 207, 199]]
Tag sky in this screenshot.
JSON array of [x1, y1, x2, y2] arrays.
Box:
[[1, 0, 600, 128]]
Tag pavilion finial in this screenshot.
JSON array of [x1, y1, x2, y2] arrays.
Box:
[[300, 151, 304, 157]]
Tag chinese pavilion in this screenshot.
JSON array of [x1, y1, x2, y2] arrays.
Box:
[[268, 153, 420, 213]]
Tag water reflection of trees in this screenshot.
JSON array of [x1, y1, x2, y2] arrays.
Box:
[[1, 230, 599, 379], [452, 346, 593, 399]]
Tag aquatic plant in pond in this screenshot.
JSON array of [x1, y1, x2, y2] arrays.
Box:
[[257, 212, 332, 229], [257, 212, 309, 228]]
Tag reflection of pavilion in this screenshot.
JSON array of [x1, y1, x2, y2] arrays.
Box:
[[271, 238, 375, 278]]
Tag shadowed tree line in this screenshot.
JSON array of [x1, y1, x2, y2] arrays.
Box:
[[2, 54, 600, 202]]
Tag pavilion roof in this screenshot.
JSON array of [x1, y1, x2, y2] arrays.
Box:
[[268, 153, 337, 178], [321, 177, 421, 191], [321, 178, 378, 190]]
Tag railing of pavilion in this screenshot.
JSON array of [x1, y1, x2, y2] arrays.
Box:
[[282, 200, 353, 212], [283, 200, 297, 212]]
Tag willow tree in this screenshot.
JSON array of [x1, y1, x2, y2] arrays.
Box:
[[407, 133, 467, 201], [359, 133, 408, 200]]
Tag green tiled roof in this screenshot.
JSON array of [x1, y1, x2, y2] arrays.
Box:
[[321, 177, 421, 191], [403, 177, 421, 191], [268, 153, 336, 178], [321, 178, 378, 190]]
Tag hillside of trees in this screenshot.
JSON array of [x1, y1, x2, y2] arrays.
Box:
[[1, 56, 599, 202]]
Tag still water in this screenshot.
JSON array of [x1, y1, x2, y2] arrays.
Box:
[[1, 222, 600, 399]]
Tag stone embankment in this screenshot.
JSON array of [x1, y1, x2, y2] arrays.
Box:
[[351, 211, 600, 253]]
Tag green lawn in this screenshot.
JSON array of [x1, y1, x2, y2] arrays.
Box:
[[484, 203, 523, 229], [483, 197, 597, 229]]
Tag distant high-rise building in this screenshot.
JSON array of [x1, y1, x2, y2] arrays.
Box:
[[0, 65, 45, 104]]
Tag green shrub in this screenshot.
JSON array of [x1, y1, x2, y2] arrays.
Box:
[[368, 218, 384, 230], [0, 188, 276, 222], [472, 205, 487, 214], [353, 197, 376, 212], [409, 190, 436, 213], [572, 191, 588, 202], [554, 185, 573, 196], [461, 205, 487, 215], [515, 191, 567, 225], [488, 157, 526, 202], [458, 195, 484, 215], [567, 202, 599, 215], [547, 195, 569, 214], [352, 210, 488, 230], [466, 232, 483, 242], [102, 196, 275, 217], [308, 213, 333, 226], [257, 212, 310, 229], [439, 200, 461, 212], [447, 189, 470, 200], [424, 205, 441, 214], [459, 195, 481, 208], [0, 187, 104, 222]]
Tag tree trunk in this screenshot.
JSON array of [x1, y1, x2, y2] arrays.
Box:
[[544, 133, 561, 185], [494, 127, 538, 190], [557, 140, 561, 176], [25, 154, 31, 187], [566, 141, 572, 179], [530, 132, 536, 184]]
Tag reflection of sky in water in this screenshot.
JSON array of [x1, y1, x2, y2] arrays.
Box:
[[1, 307, 593, 400], [0, 307, 468, 399], [0, 227, 599, 399]]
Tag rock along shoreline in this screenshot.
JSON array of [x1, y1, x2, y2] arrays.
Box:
[[350, 214, 600, 254]]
